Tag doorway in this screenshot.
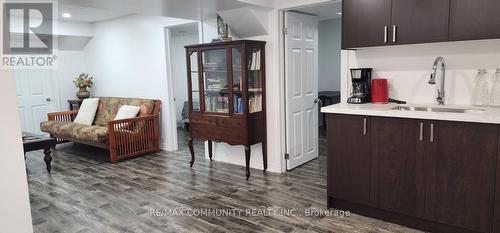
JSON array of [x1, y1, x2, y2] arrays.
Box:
[[15, 69, 58, 135], [165, 22, 201, 151], [283, 1, 342, 170]]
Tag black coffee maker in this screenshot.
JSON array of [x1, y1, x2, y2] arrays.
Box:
[[348, 68, 373, 104]]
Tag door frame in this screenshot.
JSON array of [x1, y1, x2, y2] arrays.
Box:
[[278, 1, 348, 171], [164, 22, 202, 152]]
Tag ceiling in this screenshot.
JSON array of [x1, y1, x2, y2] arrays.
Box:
[[58, 4, 131, 23], [6, 0, 270, 23], [296, 0, 342, 21]]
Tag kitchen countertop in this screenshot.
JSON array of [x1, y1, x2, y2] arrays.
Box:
[[321, 103, 500, 124]]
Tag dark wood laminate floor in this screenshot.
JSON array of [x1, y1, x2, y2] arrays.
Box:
[[26, 129, 423, 233]]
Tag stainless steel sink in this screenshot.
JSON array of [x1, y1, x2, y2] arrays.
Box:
[[392, 106, 486, 114]]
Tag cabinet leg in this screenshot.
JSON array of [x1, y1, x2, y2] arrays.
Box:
[[245, 146, 251, 180], [43, 148, 52, 173], [208, 140, 213, 161], [262, 141, 267, 172], [189, 138, 195, 167]]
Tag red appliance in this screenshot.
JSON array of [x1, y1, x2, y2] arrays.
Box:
[[371, 79, 389, 104]]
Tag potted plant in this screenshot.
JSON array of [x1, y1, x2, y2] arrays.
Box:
[[73, 73, 93, 100]]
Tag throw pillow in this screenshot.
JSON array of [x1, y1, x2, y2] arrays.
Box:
[[73, 98, 99, 125], [138, 104, 150, 117], [114, 105, 141, 120]]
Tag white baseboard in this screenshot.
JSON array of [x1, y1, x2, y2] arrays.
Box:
[[207, 142, 282, 173], [161, 143, 177, 152]]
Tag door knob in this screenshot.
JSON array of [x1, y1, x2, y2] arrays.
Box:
[[46, 97, 52, 102], [314, 98, 322, 104]]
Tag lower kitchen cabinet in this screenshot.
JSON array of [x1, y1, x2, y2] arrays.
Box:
[[327, 114, 370, 206], [327, 113, 500, 233], [370, 117, 427, 217], [495, 138, 500, 233], [425, 121, 497, 232]]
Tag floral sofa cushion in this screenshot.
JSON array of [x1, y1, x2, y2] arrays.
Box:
[[41, 121, 108, 143], [93, 97, 156, 127]]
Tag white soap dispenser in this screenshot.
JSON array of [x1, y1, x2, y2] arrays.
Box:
[[471, 69, 489, 106], [490, 69, 500, 107]]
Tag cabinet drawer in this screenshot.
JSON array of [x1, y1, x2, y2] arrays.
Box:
[[190, 115, 216, 126], [191, 124, 246, 145], [216, 118, 244, 129]]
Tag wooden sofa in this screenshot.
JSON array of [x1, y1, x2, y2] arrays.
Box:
[[41, 97, 161, 163]]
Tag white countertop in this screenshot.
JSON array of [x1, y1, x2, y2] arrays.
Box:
[[321, 103, 500, 124]]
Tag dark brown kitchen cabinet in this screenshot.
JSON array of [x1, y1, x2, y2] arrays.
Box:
[[450, 0, 500, 41], [327, 114, 500, 233], [391, 0, 450, 45], [342, 0, 391, 49], [327, 114, 370, 206], [495, 136, 500, 233], [343, 0, 500, 48], [370, 117, 427, 217], [425, 121, 497, 233], [342, 0, 449, 48]]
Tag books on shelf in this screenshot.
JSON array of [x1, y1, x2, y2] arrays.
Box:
[[249, 94, 263, 113], [248, 50, 261, 71], [205, 96, 228, 113], [234, 97, 243, 114]]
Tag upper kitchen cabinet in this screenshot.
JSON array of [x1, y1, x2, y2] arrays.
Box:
[[342, 0, 391, 49], [391, 0, 450, 45], [450, 0, 500, 41], [342, 0, 450, 49]]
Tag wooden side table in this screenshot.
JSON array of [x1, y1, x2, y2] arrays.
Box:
[[22, 132, 57, 173], [68, 99, 83, 110]]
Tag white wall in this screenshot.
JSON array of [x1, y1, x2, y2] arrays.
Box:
[[318, 18, 341, 92], [85, 15, 194, 150], [55, 50, 88, 110], [344, 39, 500, 105], [0, 70, 33, 233], [169, 25, 200, 125]]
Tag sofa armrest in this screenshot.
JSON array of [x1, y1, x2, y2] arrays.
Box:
[[47, 110, 79, 121], [107, 114, 160, 163]]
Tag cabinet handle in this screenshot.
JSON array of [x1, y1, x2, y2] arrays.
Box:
[[430, 123, 434, 143], [363, 118, 367, 135], [392, 25, 397, 42], [384, 26, 388, 43], [419, 122, 423, 141]]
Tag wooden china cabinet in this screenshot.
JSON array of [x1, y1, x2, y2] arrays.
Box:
[[185, 40, 267, 179]]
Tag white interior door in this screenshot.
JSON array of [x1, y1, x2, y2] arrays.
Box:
[[15, 70, 56, 134], [285, 11, 319, 170]]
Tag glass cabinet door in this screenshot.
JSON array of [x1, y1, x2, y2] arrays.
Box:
[[247, 47, 263, 113], [232, 48, 243, 114], [202, 49, 229, 114], [189, 51, 200, 111]]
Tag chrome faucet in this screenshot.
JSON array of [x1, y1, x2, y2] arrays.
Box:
[[428, 56, 446, 105]]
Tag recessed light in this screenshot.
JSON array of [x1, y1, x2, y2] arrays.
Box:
[[336, 12, 342, 16], [62, 13, 71, 18]]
